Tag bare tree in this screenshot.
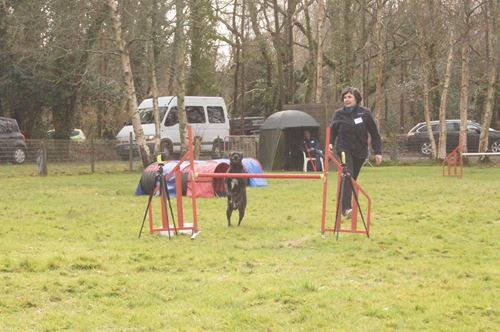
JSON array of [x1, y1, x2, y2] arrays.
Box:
[[458, 0, 472, 154], [437, 28, 456, 160], [478, 0, 498, 157], [301, 0, 316, 103], [108, 0, 151, 167], [315, 0, 326, 102], [284, 0, 297, 103], [173, 0, 187, 154], [373, 0, 386, 126], [415, 1, 437, 159], [270, 0, 286, 109], [148, 0, 161, 158], [248, 0, 276, 116]]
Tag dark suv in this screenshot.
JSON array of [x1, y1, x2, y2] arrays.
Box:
[[0, 117, 27, 164], [406, 119, 500, 155]]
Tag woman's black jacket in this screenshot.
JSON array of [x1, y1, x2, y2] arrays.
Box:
[[330, 106, 382, 159]]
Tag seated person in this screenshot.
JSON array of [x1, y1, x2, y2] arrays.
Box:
[[301, 130, 324, 171]]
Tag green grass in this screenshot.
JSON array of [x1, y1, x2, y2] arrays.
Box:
[[0, 165, 499, 331]]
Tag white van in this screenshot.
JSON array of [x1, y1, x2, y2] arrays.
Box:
[[116, 96, 229, 159]]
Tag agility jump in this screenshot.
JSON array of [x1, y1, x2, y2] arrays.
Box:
[[443, 137, 500, 178], [141, 125, 372, 239]]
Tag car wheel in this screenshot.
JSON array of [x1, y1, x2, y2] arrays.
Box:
[[420, 142, 432, 155], [211, 138, 224, 159], [160, 140, 173, 160], [12, 147, 26, 164], [490, 140, 500, 153]]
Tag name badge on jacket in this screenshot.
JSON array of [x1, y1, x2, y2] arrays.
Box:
[[354, 117, 363, 124]]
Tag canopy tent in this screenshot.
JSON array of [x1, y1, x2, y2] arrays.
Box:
[[136, 158, 267, 198], [258, 110, 321, 170]]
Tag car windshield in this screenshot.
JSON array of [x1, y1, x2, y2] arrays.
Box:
[[0, 118, 19, 133], [127, 107, 168, 125]]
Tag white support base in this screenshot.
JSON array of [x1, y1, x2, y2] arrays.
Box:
[[159, 223, 198, 237]]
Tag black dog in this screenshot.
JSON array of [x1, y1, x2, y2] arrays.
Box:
[[225, 152, 247, 226]]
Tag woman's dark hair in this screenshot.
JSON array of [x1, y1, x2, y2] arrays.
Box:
[[341, 87, 362, 104]]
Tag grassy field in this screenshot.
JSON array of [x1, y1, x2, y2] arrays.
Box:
[[0, 164, 498, 331]]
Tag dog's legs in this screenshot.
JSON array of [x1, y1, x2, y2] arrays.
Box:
[[237, 208, 245, 226], [226, 205, 233, 227]]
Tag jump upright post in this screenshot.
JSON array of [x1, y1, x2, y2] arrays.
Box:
[[443, 137, 500, 178], [144, 126, 200, 238], [442, 138, 463, 178], [320, 127, 371, 237]]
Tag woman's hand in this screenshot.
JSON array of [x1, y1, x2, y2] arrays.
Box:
[[374, 154, 383, 165]]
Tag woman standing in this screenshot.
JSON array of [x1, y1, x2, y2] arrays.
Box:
[[330, 87, 382, 218]]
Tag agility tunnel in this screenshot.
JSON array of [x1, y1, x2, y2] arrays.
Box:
[[136, 158, 267, 198]]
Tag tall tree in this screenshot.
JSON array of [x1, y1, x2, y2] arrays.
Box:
[[437, 28, 456, 160], [315, 0, 326, 102], [148, 0, 161, 156], [415, 1, 437, 159], [248, 0, 276, 116], [173, 0, 187, 154], [373, 0, 386, 126], [187, 0, 217, 95], [284, 0, 297, 103], [51, 2, 107, 139], [301, 0, 316, 103], [108, 0, 151, 167], [269, 0, 285, 109], [458, 0, 472, 154], [478, 0, 498, 156]]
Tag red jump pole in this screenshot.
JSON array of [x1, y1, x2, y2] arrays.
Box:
[[196, 172, 323, 180]]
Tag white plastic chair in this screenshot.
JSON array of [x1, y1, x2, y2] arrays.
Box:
[[302, 151, 324, 172]]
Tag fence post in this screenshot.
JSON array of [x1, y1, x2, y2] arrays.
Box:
[[90, 138, 95, 173], [37, 140, 48, 176]]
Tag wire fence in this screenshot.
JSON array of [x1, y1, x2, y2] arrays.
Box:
[[0, 136, 498, 178]]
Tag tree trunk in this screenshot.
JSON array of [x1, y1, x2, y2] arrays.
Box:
[[360, 0, 369, 104], [248, 0, 274, 116], [108, 0, 151, 167], [479, 0, 497, 157], [341, 0, 354, 88], [148, 0, 161, 157], [232, 0, 241, 120], [174, 0, 187, 154], [374, 0, 386, 126], [399, 60, 407, 133], [239, 0, 247, 135], [437, 29, 455, 160], [284, 0, 297, 103], [303, 2, 315, 103], [416, 2, 437, 159], [459, 0, 470, 152], [270, 0, 285, 109], [315, 0, 325, 103]]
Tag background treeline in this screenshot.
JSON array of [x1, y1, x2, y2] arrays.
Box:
[[0, 0, 497, 143]]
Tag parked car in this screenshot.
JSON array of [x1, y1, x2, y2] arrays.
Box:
[[0, 116, 27, 164], [47, 128, 86, 141], [406, 119, 500, 155]]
